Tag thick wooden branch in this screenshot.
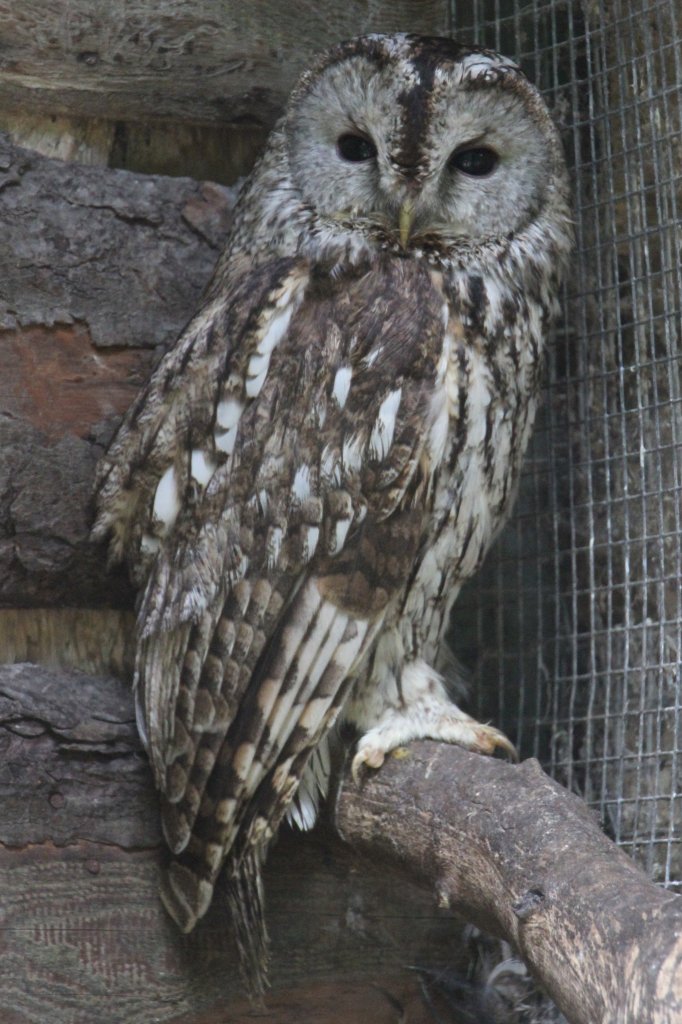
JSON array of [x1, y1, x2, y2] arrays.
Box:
[[336, 744, 682, 1023]]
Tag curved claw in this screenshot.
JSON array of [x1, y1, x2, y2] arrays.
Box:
[[473, 724, 518, 762], [351, 745, 385, 784]]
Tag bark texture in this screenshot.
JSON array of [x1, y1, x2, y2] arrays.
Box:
[[2, 662, 680, 1023], [337, 744, 682, 1024], [0, 1, 449, 127], [0, 132, 235, 613]]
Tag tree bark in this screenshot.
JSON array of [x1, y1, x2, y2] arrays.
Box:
[[0, 131, 235, 614], [337, 743, 682, 1024], [0, 2, 449, 128], [2, 661, 680, 1023]]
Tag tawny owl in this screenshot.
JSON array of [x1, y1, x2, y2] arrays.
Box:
[[93, 33, 572, 988]]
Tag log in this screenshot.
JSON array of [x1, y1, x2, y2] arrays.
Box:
[[0, 1, 449, 130], [0, 662, 492, 1024], [0, 131, 235, 616], [337, 744, 682, 1024], [2, 660, 680, 1023]]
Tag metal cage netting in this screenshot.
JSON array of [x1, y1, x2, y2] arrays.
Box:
[[449, 0, 682, 889]]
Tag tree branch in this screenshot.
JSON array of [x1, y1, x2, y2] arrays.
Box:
[[336, 742, 682, 1023]]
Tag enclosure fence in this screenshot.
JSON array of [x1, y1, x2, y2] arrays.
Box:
[[450, 0, 682, 890]]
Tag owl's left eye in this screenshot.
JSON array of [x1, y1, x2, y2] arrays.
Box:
[[449, 146, 499, 177], [337, 133, 377, 162]]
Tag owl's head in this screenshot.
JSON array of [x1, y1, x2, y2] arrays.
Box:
[[283, 34, 569, 257]]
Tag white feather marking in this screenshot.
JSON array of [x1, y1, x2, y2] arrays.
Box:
[[298, 696, 334, 731], [484, 275, 502, 332], [287, 781, 318, 830], [303, 525, 320, 560], [215, 424, 238, 454], [361, 347, 382, 368], [332, 365, 352, 408], [321, 445, 342, 485], [246, 350, 271, 397], [152, 465, 179, 530], [428, 397, 450, 466], [441, 301, 450, 328], [190, 450, 215, 486], [140, 534, 160, 556], [332, 517, 351, 554], [216, 397, 244, 429], [342, 433, 365, 472], [292, 464, 311, 501], [215, 797, 237, 824], [369, 387, 402, 460], [233, 741, 256, 780], [467, 361, 492, 447], [245, 366, 268, 398], [258, 303, 294, 355], [266, 525, 283, 569], [437, 332, 453, 385], [258, 489, 269, 514], [247, 350, 269, 378]]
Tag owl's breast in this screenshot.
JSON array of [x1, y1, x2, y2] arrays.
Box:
[[402, 282, 545, 658]]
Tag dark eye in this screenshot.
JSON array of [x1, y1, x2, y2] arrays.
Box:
[[337, 133, 377, 162], [449, 146, 498, 176]]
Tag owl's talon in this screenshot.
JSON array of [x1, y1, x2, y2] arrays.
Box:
[[351, 745, 386, 784], [472, 724, 517, 761]]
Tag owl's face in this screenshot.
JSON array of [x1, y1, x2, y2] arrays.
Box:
[[284, 35, 565, 251]]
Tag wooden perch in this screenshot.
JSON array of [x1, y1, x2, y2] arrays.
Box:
[[337, 744, 682, 1024], [2, 132, 681, 1023]]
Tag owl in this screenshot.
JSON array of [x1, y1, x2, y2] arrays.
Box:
[[93, 33, 572, 990]]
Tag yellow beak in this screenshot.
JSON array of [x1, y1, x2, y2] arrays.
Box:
[[399, 198, 415, 248]]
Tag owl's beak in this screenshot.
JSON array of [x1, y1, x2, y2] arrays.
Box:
[[399, 198, 415, 248]]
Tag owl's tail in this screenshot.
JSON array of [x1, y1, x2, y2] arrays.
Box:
[[225, 847, 270, 996], [160, 845, 270, 998]]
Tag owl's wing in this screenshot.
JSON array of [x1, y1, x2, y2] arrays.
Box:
[[94, 255, 447, 933]]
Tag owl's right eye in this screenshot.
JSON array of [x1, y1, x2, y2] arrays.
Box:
[[337, 133, 377, 162]]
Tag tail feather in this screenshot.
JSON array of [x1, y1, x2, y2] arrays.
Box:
[[161, 845, 270, 998], [226, 847, 270, 997]]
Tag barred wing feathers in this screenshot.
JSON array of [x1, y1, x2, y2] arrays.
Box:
[[94, 256, 448, 950]]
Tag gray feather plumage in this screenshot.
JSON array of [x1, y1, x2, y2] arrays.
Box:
[[93, 32, 573, 992]]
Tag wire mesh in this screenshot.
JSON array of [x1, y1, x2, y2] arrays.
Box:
[[448, 0, 682, 890]]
